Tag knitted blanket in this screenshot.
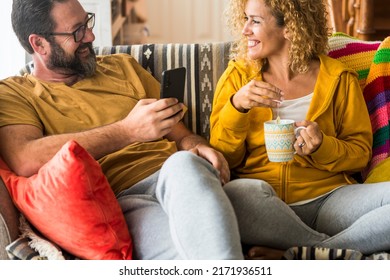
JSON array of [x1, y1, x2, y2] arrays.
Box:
[[328, 33, 390, 179], [362, 37, 390, 178]]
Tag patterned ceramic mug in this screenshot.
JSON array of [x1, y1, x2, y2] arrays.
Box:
[[264, 119, 296, 162]]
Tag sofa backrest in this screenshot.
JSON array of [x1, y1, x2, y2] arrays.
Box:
[[20, 34, 388, 175], [21, 43, 232, 140]]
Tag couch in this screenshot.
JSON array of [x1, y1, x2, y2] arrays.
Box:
[[0, 33, 389, 260]]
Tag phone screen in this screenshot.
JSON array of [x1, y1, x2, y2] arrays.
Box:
[[160, 67, 186, 103]]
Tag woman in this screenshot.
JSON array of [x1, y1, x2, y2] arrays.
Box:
[[210, 0, 390, 259]]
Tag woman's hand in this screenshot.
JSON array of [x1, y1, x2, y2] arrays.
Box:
[[294, 120, 323, 155], [231, 80, 283, 112]]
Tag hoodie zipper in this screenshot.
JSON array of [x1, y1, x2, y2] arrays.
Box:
[[280, 162, 288, 201]]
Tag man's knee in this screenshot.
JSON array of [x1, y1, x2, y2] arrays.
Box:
[[163, 151, 217, 176], [164, 151, 198, 167], [157, 151, 220, 199]]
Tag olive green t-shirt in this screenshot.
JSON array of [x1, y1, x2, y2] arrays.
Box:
[[0, 54, 177, 194]]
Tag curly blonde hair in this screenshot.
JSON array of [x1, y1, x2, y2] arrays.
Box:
[[225, 0, 331, 73]]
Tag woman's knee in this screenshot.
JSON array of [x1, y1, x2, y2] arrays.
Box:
[[364, 182, 390, 205], [224, 179, 275, 204]]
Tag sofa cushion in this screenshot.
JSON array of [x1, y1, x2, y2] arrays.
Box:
[[365, 157, 390, 183], [0, 140, 132, 260]]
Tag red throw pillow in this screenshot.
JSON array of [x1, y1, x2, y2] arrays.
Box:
[[0, 140, 132, 260]]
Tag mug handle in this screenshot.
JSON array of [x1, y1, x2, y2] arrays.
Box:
[[294, 126, 306, 138]]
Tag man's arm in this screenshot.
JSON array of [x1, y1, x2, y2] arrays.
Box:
[[0, 98, 184, 177]]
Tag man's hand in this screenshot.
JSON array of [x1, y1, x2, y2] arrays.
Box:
[[120, 98, 185, 142], [189, 144, 230, 185]]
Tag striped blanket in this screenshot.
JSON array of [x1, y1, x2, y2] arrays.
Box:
[[283, 246, 390, 260], [363, 37, 390, 178], [328, 33, 390, 179]]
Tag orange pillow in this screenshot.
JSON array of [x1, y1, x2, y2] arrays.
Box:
[[0, 140, 132, 260]]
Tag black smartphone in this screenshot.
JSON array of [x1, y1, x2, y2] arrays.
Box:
[[160, 67, 186, 103]]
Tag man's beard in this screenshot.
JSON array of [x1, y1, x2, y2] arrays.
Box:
[[47, 41, 97, 77]]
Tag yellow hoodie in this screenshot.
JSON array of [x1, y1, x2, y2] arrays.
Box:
[[210, 55, 373, 204]]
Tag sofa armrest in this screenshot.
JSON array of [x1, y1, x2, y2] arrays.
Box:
[[0, 178, 20, 260]]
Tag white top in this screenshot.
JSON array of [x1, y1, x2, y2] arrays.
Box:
[[273, 93, 313, 122]]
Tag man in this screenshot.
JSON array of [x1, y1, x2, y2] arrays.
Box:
[[0, 0, 248, 259]]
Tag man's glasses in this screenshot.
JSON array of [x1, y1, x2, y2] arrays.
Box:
[[47, 13, 95, 43]]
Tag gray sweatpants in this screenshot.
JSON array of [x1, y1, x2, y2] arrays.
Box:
[[118, 151, 390, 259], [117, 151, 244, 260], [225, 179, 390, 255]]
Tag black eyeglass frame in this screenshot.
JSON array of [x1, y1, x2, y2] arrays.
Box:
[[46, 12, 95, 43]]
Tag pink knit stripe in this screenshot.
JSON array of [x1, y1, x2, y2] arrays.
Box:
[[328, 42, 380, 58], [369, 105, 390, 131]]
